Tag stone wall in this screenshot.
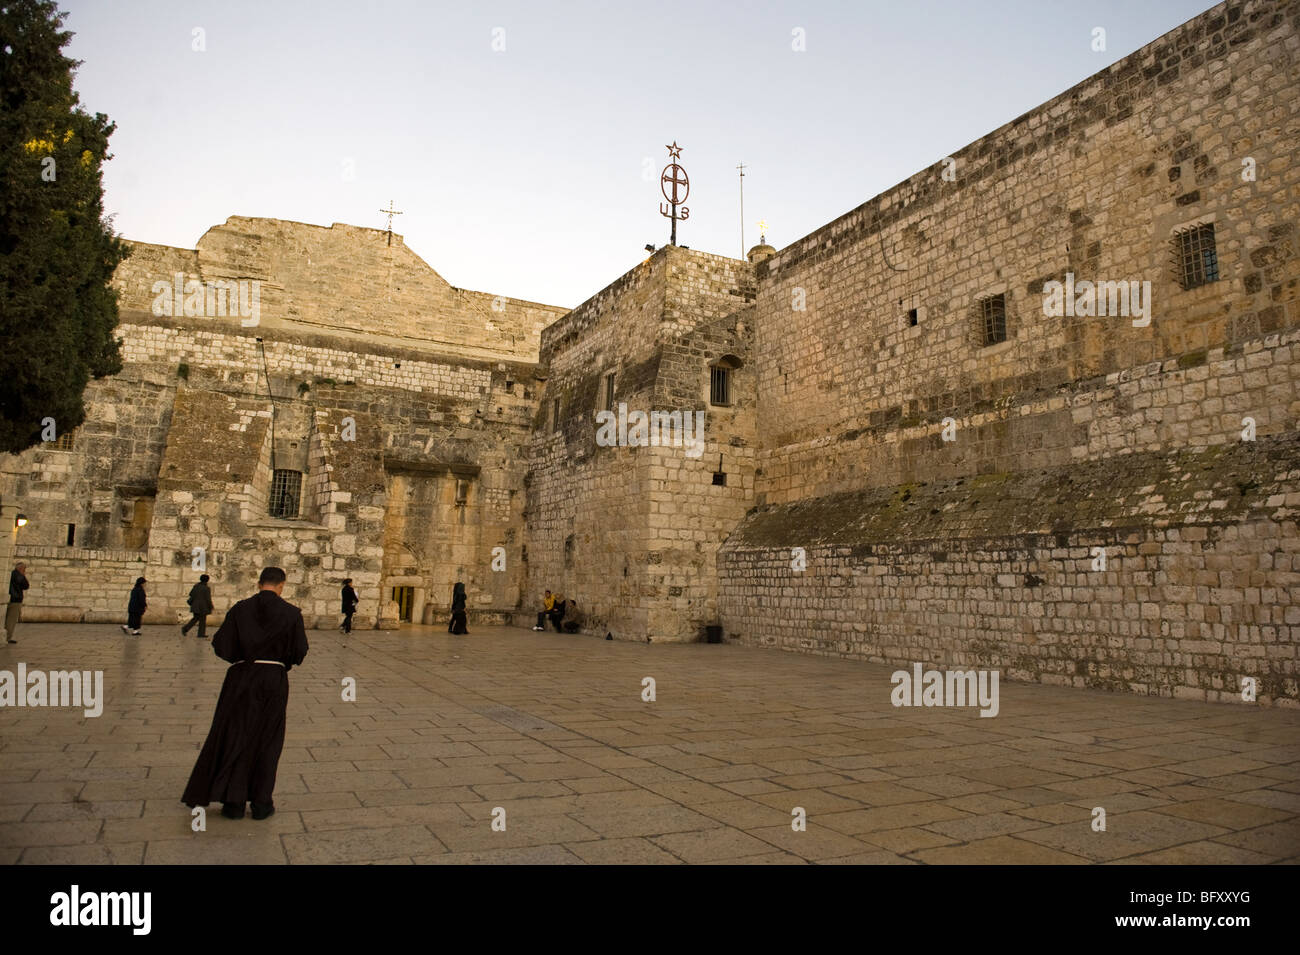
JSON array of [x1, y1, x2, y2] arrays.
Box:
[[4, 221, 562, 628], [707, 0, 1300, 701], [12, 545, 150, 624], [113, 218, 568, 362], [719, 438, 1299, 704], [750, 0, 1299, 505], [524, 246, 757, 640]]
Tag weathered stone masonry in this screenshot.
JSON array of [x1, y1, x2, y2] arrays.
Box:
[[2, 0, 1295, 707], [3, 217, 566, 629], [718, 0, 1300, 704]]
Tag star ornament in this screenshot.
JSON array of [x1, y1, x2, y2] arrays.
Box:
[[665, 141, 683, 159]]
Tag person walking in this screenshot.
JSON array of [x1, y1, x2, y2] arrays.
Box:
[[6, 562, 29, 644], [182, 574, 214, 639], [182, 566, 309, 821], [340, 579, 358, 634], [448, 581, 468, 634], [121, 577, 147, 636]]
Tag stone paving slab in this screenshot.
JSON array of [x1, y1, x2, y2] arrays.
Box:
[[1, 622, 1298, 865]]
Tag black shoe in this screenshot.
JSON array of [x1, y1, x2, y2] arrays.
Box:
[[250, 803, 275, 820], [221, 802, 245, 819]]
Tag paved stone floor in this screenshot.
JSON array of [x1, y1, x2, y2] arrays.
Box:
[[1, 622, 1298, 865]]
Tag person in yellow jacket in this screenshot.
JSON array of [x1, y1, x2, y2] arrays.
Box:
[[533, 590, 555, 631]]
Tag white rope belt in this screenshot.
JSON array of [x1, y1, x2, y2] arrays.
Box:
[[231, 659, 286, 667]]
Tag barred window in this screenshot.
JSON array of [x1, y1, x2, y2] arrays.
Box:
[[1172, 223, 1219, 290], [55, 431, 74, 450], [979, 293, 1007, 347], [710, 365, 731, 406], [269, 469, 302, 519], [603, 372, 617, 413]]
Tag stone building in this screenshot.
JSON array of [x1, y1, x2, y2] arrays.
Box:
[[0, 216, 567, 629], [2, 0, 1297, 703]]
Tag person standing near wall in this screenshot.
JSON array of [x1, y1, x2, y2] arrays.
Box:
[[340, 579, 358, 635], [6, 562, 29, 644], [182, 566, 309, 821], [449, 581, 468, 634], [182, 574, 214, 639], [121, 577, 147, 636]]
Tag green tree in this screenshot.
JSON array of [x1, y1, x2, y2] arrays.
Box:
[[0, 0, 127, 455]]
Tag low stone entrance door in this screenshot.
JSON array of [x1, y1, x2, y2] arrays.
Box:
[[391, 586, 414, 623]]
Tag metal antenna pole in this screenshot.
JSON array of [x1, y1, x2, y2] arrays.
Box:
[[737, 162, 746, 258]]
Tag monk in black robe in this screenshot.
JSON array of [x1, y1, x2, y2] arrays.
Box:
[[182, 566, 308, 820], [448, 581, 468, 634]]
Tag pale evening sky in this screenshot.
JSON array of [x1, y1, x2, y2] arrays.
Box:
[[60, 0, 1216, 309]]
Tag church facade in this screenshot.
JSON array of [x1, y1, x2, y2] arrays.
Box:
[[2, 0, 1297, 703]]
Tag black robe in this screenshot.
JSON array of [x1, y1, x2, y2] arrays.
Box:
[[182, 589, 308, 808]]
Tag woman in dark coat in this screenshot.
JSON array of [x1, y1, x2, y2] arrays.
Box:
[[448, 582, 468, 634], [121, 577, 147, 636]]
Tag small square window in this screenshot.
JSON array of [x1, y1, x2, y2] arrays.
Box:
[[712, 471, 727, 486], [710, 366, 731, 406], [1172, 222, 1219, 290], [55, 431, 74, 450], [978, 294, 1007, 347]]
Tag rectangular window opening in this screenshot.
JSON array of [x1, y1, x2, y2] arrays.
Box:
[[1172, 222, 1219, 290], [269, 469, 302, 519], [455, 478, 469, 506], [710, 366, 731, 406], [712, 471, 727, 486], [979, 294, 1007, 347], [603, 372, 616, 413], [907, 307, 919, 327], [65, 523, 75, 546]]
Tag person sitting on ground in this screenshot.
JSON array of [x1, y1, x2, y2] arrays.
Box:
[[561, 599, 584, 634], [547, 591, 566, 632], [533, 590, 554, 631]]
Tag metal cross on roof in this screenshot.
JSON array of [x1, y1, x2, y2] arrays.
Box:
[[379, 200, 403, 246]]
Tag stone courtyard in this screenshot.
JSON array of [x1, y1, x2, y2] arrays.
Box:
[[1, 623, 1297, 865]]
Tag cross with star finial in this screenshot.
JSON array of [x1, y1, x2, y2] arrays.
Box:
[[757, 219, 769, 243], [666, 141, 683, 159], [379, 200, 403, 246]]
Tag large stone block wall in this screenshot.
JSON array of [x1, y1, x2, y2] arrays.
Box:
[[113, 218, 568, 362], [525, 247, 759, 640], [525, 253, 667, 637], [4, 290, 547, 627], [719, 438, 1300, 704], [12, 545, 151, 624], [3, 373, 176, 551], [751, 0, 1299, 506]]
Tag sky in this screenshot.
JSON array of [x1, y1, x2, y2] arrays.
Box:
[[60, 0, 1216, 309]]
